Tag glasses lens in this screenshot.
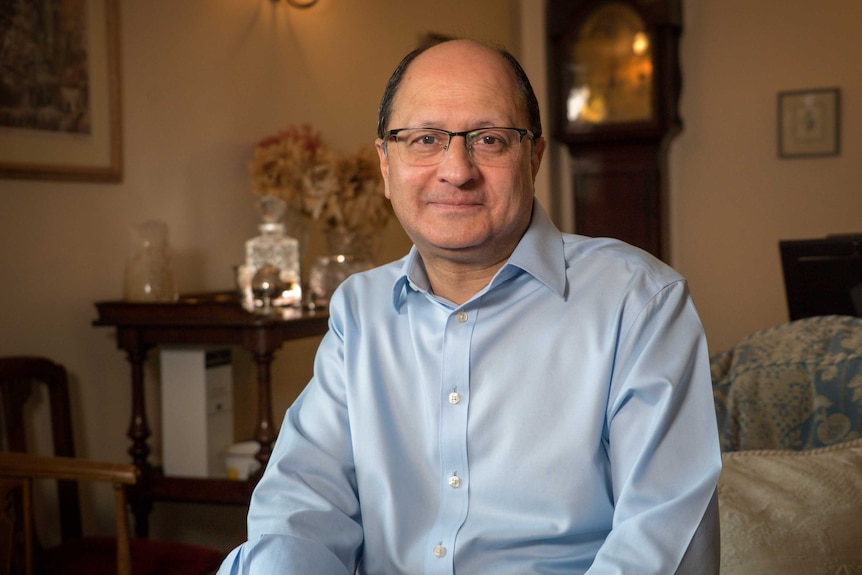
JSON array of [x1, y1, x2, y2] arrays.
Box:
[[467, 128, 524, 166], [392, 129, 448, 166], [390, 128, 528, 167]]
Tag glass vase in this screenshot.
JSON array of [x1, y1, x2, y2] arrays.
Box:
[[123, 220, 178, 302], [308, 227, 376, 308]]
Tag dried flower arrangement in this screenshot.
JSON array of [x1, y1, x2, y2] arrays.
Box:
[[247, 125, 392, 239]]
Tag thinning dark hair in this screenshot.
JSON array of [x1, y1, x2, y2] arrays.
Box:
[[376, 39, 543, 140]]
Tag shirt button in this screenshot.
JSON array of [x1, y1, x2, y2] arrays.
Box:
[[456, 310, 468, 323], [448, 475, 461, 488], [433, 545, 447, 558], [448, 392, 461, 404]]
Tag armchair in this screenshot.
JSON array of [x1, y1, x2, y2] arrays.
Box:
[[0, 452, 137, 575], [0, 356, 223, 575]]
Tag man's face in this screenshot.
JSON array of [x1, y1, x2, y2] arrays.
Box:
[[376, 41, 545, 267]]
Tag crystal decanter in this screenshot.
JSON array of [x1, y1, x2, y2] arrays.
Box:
[[239, 196, 301, 312]]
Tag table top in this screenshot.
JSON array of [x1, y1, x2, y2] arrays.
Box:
[[93, 291, 329, 330]]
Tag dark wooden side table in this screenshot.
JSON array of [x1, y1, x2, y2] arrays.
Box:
[[93, 291, 329, 536]]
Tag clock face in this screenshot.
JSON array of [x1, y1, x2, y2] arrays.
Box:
[[565, 2, 654, 126]]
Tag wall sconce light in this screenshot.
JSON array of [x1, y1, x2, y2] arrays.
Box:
[[271, 0, 319, 7]]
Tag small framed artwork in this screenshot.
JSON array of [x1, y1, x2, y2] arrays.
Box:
[[778, 88, 840, 159], [0, 0, 122, 182]]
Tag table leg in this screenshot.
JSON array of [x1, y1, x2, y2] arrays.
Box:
[[124, 344, 153, 537], [251, 351, 276, 469]]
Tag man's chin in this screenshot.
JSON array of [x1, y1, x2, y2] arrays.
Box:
[[423, 239, 496, 262]]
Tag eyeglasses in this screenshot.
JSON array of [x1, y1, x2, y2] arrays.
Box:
[[382, 127, 535, 167]]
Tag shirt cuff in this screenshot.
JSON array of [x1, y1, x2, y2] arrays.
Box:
[[217, 534, 352, 575]]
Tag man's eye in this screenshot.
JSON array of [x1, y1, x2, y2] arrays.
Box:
[[473, 133, 507, 147], [418, 134, 440, 145], [478, 135, 502, 145], [404, 132, 443, 147]]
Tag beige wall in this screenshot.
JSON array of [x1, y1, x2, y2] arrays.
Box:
[[671, 0, 862, 351], [0, 0, 859, 549]]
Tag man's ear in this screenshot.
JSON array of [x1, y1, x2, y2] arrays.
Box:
[[375, 139, 392, 199], [531, 137, 547, 180]]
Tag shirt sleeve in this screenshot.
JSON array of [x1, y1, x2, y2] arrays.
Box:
[[217, 298, 364, 574], [588, 279, 721, 574], [216, 534, 353, 575]]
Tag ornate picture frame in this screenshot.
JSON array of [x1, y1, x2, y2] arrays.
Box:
[[0, 0, 122, 182], [778, 88, 840, 159]]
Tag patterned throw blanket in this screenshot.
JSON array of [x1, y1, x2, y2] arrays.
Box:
[[711, 315, 862, 452]]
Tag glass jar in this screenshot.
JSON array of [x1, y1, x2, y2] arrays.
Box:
[[308, 227, 375, 308], [123, 220, 178, 302]]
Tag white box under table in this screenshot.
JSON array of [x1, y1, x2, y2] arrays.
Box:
[[160, 347, 234, 478]]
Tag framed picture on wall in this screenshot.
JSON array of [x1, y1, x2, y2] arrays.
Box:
[[0, 0, 122, 182], [778, 88, 840, 159]]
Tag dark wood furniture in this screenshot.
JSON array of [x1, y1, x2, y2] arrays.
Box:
[[0, 356, 223, 575], [93, 292, 329, 537], [547, 0, 683, 261], [779, 235, 862, 321], [0, 451, 138, 575]]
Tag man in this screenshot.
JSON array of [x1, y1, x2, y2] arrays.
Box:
[[218, 38, 720, 574]]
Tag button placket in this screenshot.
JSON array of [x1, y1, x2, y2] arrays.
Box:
[[426, 306, 475, 574]]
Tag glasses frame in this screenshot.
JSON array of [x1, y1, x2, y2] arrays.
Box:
[[382, 127, 535, 166]]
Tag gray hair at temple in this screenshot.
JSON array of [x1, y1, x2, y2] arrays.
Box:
[[376, 39, 543, 141]]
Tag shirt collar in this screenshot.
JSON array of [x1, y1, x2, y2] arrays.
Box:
[[392, 199, 567, 311]]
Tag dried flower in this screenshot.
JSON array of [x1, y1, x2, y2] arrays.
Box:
[[248, 125, 328, 212], [247, 126, 392, 237]]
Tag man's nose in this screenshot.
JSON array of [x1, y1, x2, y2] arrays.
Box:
[[438, 135, 479, 183]]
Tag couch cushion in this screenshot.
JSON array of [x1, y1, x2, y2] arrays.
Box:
[[718, 438, 862, 574], [711, 315, 862, 451]]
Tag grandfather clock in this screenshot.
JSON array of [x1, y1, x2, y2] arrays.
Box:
[[547, 0, 682, 261]]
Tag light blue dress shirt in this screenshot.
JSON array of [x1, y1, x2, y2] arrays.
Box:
[[218, 201, 721, 574]]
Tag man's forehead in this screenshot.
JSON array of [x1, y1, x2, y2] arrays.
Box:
[[393, 50, 522, 115], [407, 41, 510, 81]]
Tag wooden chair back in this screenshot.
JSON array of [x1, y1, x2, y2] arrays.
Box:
[[0, 452, 137, 575], [0, 356, 224, 575], [0, 477, 30, 575], [0, 357, 137, 575], [0, 357, 82, 541]]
